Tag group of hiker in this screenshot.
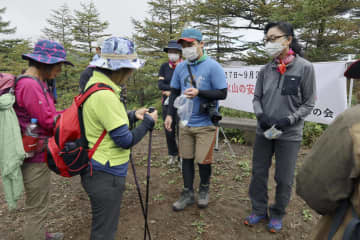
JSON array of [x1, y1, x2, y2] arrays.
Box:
[[0, 19, 360, 240], [1, 37, 157, 240]]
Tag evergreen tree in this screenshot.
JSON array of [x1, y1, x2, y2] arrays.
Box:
[[42, 3, 73, 50], [0, 7, 16, 35], [234, 0, 360, 64], [0, 8, 27, 74], [190, 0, 247, 62], [222, 0, 274, 59], [238, 0, 301, 64], [224, 0, 271, 30], [132, 0, 188, 54], [130, 0, 189, 107], [72, 1, 109, 60], [42, 4, 76, 82], [0, 39, 31, 74], [348, 5, 360, 58], [273, 0, 360, 61]]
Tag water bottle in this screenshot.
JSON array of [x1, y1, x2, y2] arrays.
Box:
[[26, 118, 39, 137], [24, 118, 39, 157]]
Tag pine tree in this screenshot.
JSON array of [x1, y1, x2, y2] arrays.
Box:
[[72, 1, 109, 60], [0, 7, 16, 35], [347, 4, 360, 58], [0, 8, 27, 74], [130, 0, 189, 107], [234, 0, 360, 63], [190, 0, 248, 62], [42, 4, 73, 50], [0, 39, 31, 74], [132, 0, 188, 54], [224, 0, 271, 30], [275, 0, 360, 61]]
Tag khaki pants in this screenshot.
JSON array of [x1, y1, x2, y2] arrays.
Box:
[[179, 126, 217, 164], [21, 163, 50, 240]]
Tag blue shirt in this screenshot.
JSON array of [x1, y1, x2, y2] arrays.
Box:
[[170, 56, 227, 127], [92, 54, 100, 61]]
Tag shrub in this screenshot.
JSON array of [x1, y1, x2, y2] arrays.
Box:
[[302, 121, 327, 147]]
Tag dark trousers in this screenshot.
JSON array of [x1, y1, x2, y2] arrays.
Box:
[[81, 170, 126, 240], [249, 134, 300, 219], [162, 104, 179, 156]]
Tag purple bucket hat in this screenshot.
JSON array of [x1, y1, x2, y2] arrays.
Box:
[[90, 37, 144, 71], [22, 39, 73, 66]]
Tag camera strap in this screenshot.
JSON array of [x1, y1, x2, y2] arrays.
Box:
[[186, 64, 197, 88]]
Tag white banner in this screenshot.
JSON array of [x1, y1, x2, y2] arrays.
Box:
[[220, 62, 348, 125]]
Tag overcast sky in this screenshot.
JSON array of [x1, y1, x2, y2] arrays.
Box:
[[1, 0, 263, 46], [1, 0, 149, 41]]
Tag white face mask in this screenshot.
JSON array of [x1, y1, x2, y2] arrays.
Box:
[[168, 53, 180, 62], [182, 46, 199, 61], [264, 41, 286, 58]]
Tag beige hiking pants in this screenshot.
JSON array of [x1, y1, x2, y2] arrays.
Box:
[[21, 162, 50, 240]]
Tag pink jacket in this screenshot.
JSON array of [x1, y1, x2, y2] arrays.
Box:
[[14, 77, 59, 163]]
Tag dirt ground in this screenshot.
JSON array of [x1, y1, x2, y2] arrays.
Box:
[[0, 129, 321, 240]]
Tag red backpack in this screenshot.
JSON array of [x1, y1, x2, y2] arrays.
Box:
[[46, 83, 113, 177]]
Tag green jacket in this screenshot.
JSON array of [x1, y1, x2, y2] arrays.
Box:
[[0, 93, 25, 210]]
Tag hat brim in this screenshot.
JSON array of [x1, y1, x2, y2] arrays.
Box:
[[177, 38, 197, 43], [163, 47, 182, 53], [89, 57, 145, 71], [345, 60, 360, 79], [22, 54, 74, 66]]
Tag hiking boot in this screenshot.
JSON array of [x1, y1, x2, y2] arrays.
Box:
[[197, 186, 209, 209], [172, 188, 195, 211], [167, 155, 176, 165], [244, 213, 267, 226], [46, 232, 64, 240], [268, 218, 282, 233]]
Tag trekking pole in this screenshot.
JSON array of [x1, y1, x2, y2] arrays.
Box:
[[144, 107, 155, 240], [129, 121, 151, 239]]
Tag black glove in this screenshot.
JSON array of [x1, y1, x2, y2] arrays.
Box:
[[275, 117, 291, 131], [257, 114, 272, 131]]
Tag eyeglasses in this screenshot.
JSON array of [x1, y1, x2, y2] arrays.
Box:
[[263, 35, 287, 43]]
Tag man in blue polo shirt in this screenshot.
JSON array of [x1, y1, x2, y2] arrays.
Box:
[[165, 28, 227, 211]]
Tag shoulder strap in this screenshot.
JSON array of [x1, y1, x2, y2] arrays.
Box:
[[186, 64, 197, 88], [88, 130, 107, 159], [16, 75, 50, 105], [77, 83, 114, 154], [77, 83, 113, 106]]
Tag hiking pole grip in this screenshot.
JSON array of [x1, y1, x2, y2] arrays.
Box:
[[148, 106, 155, 130], [148, 107, 155, 113]]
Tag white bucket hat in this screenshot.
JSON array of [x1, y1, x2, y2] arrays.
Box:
[[90, 37, 145, 71]]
